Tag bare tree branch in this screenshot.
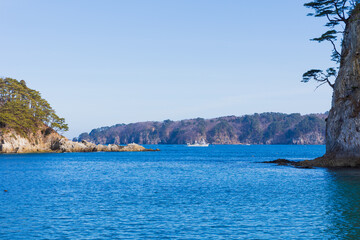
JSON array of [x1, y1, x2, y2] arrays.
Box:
[[329, 39, 341, 57], [314, 81, 329, 91]]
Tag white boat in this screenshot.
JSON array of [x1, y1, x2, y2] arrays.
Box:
[[187, 139, 209, 147]]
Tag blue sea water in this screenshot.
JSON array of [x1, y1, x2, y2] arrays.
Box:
[[1, 145, 360, 239]]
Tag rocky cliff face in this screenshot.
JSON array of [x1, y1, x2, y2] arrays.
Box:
[[0, 126, 153, 154], [324, 8, 360, 162]]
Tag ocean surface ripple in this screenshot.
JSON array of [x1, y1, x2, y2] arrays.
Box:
[[1, 145, 360, 239]]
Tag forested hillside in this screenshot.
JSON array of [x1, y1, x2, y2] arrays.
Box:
[[76, 113, 327, 145]]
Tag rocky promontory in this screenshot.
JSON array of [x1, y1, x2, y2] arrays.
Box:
[[0, 78, 156, 154], [264, 156, 360, 168], [262, 4, 360, 168], [289, 4, 360, 168], [0, 126, 157, 154]]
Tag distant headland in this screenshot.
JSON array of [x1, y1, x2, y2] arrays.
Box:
[[75, 112, 327, 145]]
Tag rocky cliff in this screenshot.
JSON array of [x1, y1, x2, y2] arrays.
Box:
[[76, 112, 327, 145], [301, 6, 360, 167], [325, 8, 360, 159], [0, 125, 155, 154]]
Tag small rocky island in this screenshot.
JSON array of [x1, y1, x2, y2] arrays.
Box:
[[267, 3, 360, 168], [0, 78, 157, 154], [317, 5, 360, 167]]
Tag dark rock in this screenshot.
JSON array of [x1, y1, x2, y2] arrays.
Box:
[[321, 5, 360, 166], [262, 159, 295, 165]]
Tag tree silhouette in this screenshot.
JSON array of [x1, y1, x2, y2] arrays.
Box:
[[302, 0, 360, 88]]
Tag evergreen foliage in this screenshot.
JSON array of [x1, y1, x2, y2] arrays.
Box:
[[0, 78, 68, 135], [303, 0, 360, 88]]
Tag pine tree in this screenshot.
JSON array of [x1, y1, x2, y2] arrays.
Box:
[[302, 0, 360, 88], [0, 78, 68, 135]]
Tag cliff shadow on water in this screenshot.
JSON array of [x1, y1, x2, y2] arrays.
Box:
[[323, 169, 360, 238]]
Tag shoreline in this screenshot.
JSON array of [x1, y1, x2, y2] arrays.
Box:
[[263, 155, 360, 169]]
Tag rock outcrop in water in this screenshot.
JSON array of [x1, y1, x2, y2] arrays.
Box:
[[0, 125, 156, 154], [297, 6, 360, 167], [324, 7, 360, 162], [265, 6, 360, 168], [0, 78, 155, 154]]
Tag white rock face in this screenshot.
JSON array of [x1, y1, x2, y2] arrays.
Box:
[[326, 10, 360, 159], [0, 127, 152, 153]]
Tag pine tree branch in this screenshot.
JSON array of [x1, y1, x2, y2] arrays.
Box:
[[334, 0, 347, 22], [328, 39, 341, 57], [314, 81, 329, 91]]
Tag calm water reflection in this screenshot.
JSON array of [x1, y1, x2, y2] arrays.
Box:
[[326, 169, 360, 239]]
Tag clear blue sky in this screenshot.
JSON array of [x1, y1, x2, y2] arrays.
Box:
[[0, 0, 334, 138]]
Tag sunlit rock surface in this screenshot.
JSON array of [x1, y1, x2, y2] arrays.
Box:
[[0, 126, 156, 154]]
